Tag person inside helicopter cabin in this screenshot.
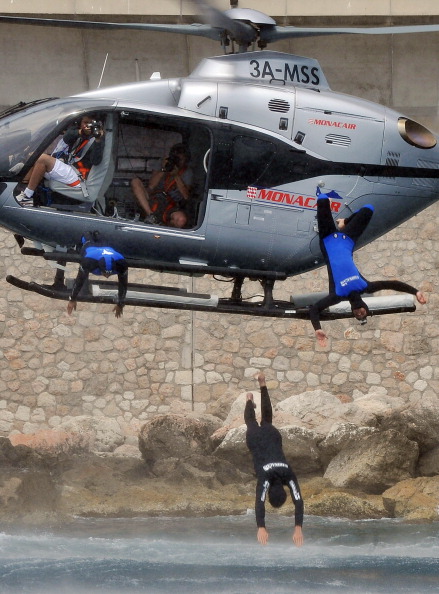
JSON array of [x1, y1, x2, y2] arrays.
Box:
[[245, 372, 304, 547], [130, 143, 193, 228], [15, 114, 105, 207], [66, 231, 128, 319], [309, 188, 427, 347]]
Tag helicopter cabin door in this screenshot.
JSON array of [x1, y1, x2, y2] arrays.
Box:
[[203, 129, 319, 271]]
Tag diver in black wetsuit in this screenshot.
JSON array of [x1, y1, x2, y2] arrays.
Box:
[[245, 373, 304, 547], [309, 190, 427, 347]]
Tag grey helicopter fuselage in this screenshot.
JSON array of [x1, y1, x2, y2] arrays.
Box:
[[0, 50, 439, 279]]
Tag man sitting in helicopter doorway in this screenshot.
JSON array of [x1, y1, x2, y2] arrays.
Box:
[[66, 231, 128, 319], [15, 115, 105, 207], [130, 143, 193, 228], [309, 188, 427, 347]]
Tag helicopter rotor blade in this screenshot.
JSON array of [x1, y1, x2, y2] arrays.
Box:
[[0, 15, 224, 42], [260, 23, 439, 44]]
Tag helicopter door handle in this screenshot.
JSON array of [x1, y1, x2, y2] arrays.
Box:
[[211, 194, 225, 201]]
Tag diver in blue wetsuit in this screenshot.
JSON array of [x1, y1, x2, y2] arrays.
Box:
[[309, 191, 426, 347], [67, 232, 128, 318]]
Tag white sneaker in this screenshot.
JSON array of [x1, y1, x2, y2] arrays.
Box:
[[16, 191, 33, 207]]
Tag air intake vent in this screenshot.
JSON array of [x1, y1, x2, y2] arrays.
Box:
[[413, 159, 439, 189], [325, 134, 351, 147], [268, 99, 290, 113], [385, 151, 400, 167], [381, 151, 400, 181]]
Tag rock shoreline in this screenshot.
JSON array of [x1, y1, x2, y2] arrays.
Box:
[[1, 386, 438, 528]]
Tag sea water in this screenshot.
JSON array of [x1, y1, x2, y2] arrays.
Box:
[[0, 514, 438, 593]]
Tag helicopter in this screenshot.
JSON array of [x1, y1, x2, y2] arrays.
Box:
[[0, 1, 438, 321]]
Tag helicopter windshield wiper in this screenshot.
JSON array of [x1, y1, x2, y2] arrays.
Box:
[[0, 98, 59, 120]]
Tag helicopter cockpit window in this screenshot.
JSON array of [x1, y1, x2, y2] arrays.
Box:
[[0, 98, 112, 180]]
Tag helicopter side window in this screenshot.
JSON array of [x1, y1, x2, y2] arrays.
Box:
[[228, 136, 276, 189], [217, 131, 329, 190]]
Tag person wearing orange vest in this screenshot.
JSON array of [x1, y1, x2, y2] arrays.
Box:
[[131, 143, 193, 228], [15, 115, 105, 207]]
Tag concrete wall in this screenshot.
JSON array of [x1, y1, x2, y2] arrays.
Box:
[[0, 2, 438, 438], [1, 0, 439, 17], [1, 4, 439, 129]]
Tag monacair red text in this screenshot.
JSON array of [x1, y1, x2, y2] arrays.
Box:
[[256, 189, 341, 212], [308, 118, 357, 130]]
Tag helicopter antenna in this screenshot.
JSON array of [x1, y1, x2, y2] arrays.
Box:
[[97, 52, 109, 88]]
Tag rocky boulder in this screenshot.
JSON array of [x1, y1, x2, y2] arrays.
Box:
[[139, 414, 216, 467], [417, 446, 439, 477], [324, 430, 419, 493], [376, 395, 439, 453], [138, 414, 245, 486], [318, 422, 378, 468], [278, 426, 322, 475], [382, 476, 439, 521], [9, 416, 126, 456], [212, 426, 252, 474]]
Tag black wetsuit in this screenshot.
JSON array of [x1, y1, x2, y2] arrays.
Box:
[[245, 386, 304, 529], [309, 195, 420, 330]]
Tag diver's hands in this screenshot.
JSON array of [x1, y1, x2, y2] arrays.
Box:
[[293, 526, 304, 547], [67, 300, 77, 315], [315, 329, 328, 347], [257, 527, 269, 545], [257, 373, 266, 387], [336, 218, 346, 230], [113, 305, 124, 318]]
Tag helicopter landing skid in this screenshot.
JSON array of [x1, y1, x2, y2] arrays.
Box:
[[5, 274, 311, 318], [5, 276, 417, 320]]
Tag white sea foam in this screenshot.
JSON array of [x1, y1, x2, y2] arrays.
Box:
[[0, 516, 437, 593]]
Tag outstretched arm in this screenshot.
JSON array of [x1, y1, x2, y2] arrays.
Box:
[[114, 261, 129, 318], [288, 475, 304, 547], [257, 373, 272, 424], [309, 293, 341, 346], [255, 479, 269, 544], [67, 261, 91, 315], [366, 281, 427, 305]]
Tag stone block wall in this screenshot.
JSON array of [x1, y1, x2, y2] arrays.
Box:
[[0, 199, 437, 438]]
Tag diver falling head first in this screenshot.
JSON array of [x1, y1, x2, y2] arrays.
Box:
[[245, 372, 304, 547], [309, 188, 427, 347]]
